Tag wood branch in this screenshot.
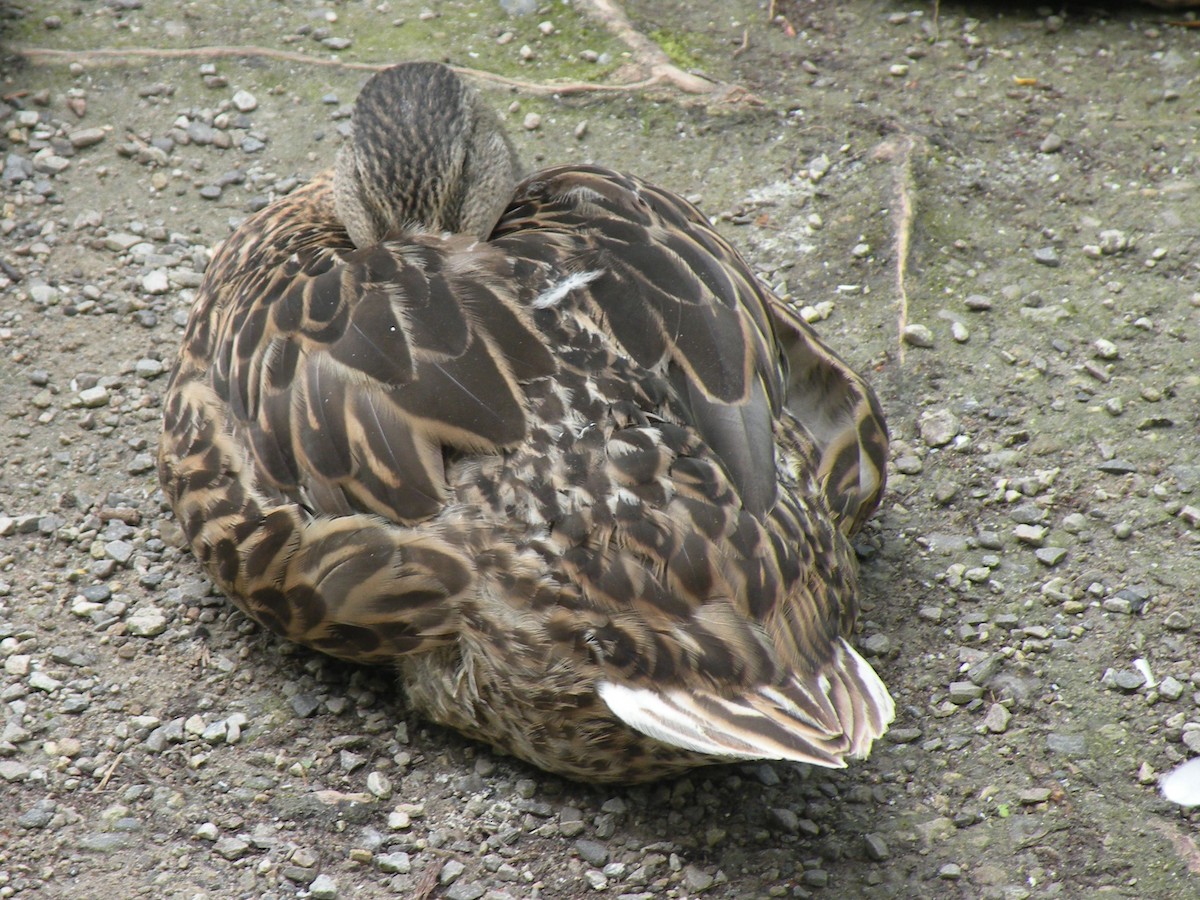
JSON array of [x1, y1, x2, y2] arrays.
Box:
[[575, 0, 716, 94], [13, 46, 662, 97]]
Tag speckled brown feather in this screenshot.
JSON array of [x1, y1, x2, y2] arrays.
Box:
[[159, 62, 892, 782]]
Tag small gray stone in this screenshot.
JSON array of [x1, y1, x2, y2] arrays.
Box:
[[309, 874, 338, 900], [1039, 133, 1063, 153], [377, 852, 411, 874], [1034, 546, 1067, 567], [79, 386, 110, 408], [919, 409, 961, 448], [683, 865, 715, 892], [127, 614, 166, 643], [1159, 676, 1185, 701], [948, 681, 983, 704], [1165, 611, 1192, 632], [79, 833, 133, 853], [903, 323, 935, 347], [322, 36, 353, 50], [18, 799, 55, 828], [440, 859, 466, 885], [0, 760, 31, 782], [366, 771, 392, 799], [1102, 668, 1145, 693], [232, 90, 258, 112], [29, 671, 62, 692], [768, 807, 800, 833], [70, 127, 107, 148], [291, 693, 321, 717], [983, 703, 1011, 733], [583, 870, 608, 891], [938, 863, 963, 880], [446, 883, 485, 900], [864, 832, 890, 861], [967, 654, 1003, 686], [142, 269, 169, 294], [214, 836, 250, 860], [1033, 247, 1060, 266], [575, 840, 609, 867], [1013, 524, 1047, 546]]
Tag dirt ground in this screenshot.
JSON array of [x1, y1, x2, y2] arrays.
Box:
[[2, 1, 1199, 897]]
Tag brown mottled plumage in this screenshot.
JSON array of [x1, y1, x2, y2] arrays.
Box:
[[159, 62, 893, 782]]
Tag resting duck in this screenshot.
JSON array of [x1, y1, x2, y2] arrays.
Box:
[[159, 62, 893, 782]]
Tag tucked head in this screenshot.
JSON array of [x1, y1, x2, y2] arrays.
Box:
[[334, 62, 523, 247]]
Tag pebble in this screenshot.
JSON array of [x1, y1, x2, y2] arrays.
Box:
[[584, 869, 609, 890], [367, 771, 393, 799], [1160, 676, 1185, 701], [964, 293, 992, 311], [213, 835, 249, 860], [1013, 524, 1047, 546], [18, 799, 56, 828], [78, 833, 133, 853], [1101, 667, 1145, 693], [69, 127, 107, 148], [948, 681, 983, 704], [441, 859, 467, 885], [919, 409, 961, 448], [902, 323, 935, 347], [126, 607, 167, 636], [79, 386, 110, 408], [309, 874, 338, 899], [142, 269, 170, 294], [983, 703, 1011, 733], [1039, 133, 1063, 153], [447, 884, 486, 900], [1033, 247, 1060, 266], [523, 113, 542, 131], [864, 832, 890, 861], [232, 90, 258, 112], [378, 851, 411, 874], [1034, 547, 1067, 567], [683, 866, 715, 892], [576, 840, 609, 867], [1164, 611, 1192, 632]]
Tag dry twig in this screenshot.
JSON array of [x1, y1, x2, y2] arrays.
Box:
[[575, 0, 715, 93], [873, 133, 922, 364], [14, 46, 661, 96]]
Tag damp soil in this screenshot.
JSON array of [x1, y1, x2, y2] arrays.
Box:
[[1, 1, 1199, 898]]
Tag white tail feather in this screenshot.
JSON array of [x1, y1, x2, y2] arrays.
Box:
[[599, 637, 894, 768]]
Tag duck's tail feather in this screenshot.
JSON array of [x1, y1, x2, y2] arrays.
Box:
[[598, 638, 893, 768]]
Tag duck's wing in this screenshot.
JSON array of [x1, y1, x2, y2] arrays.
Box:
[[769, 300, 889, 536], [492, 166, 893, 766], [160, 184, 557, 663], [494, 165, 786, 518]]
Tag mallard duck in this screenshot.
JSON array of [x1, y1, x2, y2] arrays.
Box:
[[159, 61, 893, 782]]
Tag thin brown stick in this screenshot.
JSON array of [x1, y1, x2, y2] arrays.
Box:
[[13, 46, 663, 96], [876, 134, 921, 364], [733, 29, 751, 59], [93, 751, 124, 792], [575, 0, 716, 94]]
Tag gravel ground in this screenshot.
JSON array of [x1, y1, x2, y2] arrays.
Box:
[[2, 1, 1199, 898]]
